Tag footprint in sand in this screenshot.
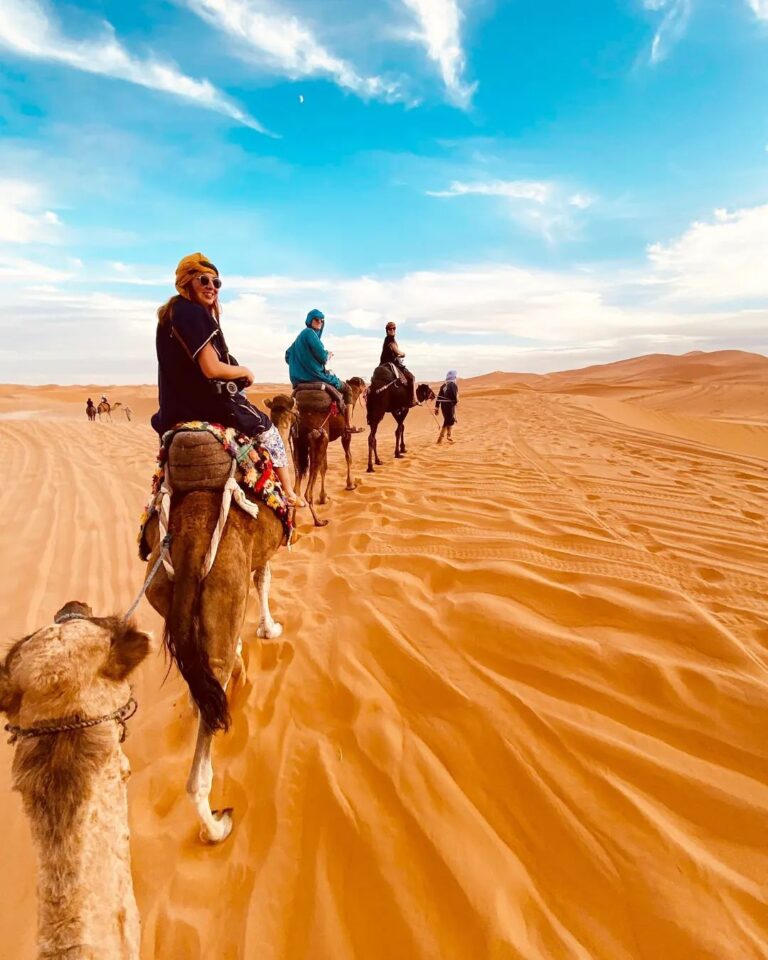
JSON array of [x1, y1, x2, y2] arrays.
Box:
[[741, 510, 764, 522], [697, 567, 726, 583]]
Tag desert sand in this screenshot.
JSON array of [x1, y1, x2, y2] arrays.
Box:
[[1, 349, 767, 959]]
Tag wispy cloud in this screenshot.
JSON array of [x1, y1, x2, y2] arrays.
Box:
[[0, 0, 268, 132], [644, 0, 693, 63], [426, 178, 595, 240], [184, 0, 409, 103], [0, 179, 62, 244], [745, 0, 768, 19], [401, 0, 475, 107], [427, 179, 554, 202]]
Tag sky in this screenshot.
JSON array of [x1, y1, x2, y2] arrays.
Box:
[[1, 0, 768, 384]]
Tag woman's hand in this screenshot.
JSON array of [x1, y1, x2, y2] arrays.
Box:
[[239, 366, 255, 386], [327, 351, 334, 360]]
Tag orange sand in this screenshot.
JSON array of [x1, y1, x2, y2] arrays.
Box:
[[1, 350, 767, 959]]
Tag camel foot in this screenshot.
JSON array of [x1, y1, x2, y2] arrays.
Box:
[[367, 466, 375, 473], [257, 620, 283, 640], [318, 494, 330, 505], [201, 808, 234, 844], [315, 518, 330, 527], [345, 482, 357, 491]]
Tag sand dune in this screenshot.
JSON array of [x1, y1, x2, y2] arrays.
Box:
[[1, 351, 767, 959]]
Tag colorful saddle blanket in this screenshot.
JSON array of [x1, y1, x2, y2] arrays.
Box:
[[138, 421, 293, 559]]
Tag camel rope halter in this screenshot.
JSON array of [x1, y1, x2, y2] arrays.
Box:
[[5, 696, 138, 746]]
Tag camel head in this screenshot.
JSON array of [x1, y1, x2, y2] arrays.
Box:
[[264, 394, 298, 431], [417, 384, 436, 403], [0, 603, 151, 728], [346, 377, 367, 403]]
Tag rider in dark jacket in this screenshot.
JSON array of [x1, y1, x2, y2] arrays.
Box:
[[379, 322, 417, 406]]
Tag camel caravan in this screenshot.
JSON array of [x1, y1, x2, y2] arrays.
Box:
[[1, 254, 456, 959], [87, 396, 133, 422]]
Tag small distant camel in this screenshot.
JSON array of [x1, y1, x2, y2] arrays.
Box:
[[97, 401, 123, 422], [85, 399, 96, 421], [0, 600, 150, 959], [291, 377, 367, 526], [366, 370, 435, 472]]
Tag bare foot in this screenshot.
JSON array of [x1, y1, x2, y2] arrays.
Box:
[[285, 492, 306, 507]]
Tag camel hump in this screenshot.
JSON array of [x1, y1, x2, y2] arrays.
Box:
[[167, 431, 234, 491]]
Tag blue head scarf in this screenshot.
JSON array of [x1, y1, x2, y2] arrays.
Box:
[[446, 370, 458, 381]]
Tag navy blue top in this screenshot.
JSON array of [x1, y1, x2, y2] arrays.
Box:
[[152, 297, 271, 437]]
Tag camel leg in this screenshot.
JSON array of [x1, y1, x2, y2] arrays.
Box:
[[305, 430, 329, 526], [230, 636, 245, 687], [254, 564, 283, 639], [394, 417, 405, 458], [368, 417, 382, 472], [318, 436, 331, 505], [187, 718, 233, 844], [342, 430, 356, 490]]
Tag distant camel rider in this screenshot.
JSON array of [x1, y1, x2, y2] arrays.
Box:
[[380, 321, 418, 406], [285, 309, 356, 433]]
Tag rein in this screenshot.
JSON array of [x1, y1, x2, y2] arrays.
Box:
[[5, 696, 138, 746]]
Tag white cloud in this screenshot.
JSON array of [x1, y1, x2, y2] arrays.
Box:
[[426, 179, 553, 202], [184, 0, 409, 103], [3, 199, 768, 383], [0, 179, 63, 243], [0, 0, 268, 132], [426, 178, 595, 240], [644, 0, 693, 63], [401, 0, 475, 107], [745, 0, 768, 19], [568, 193, 594, 210], [648, 203, 768, 301]]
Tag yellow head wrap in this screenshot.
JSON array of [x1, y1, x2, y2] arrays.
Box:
[[175, 252, 219, 299]]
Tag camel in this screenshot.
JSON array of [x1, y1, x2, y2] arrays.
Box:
[[0, 601, 150, 960], [86, 399, 96, 421], [264, 394, 298, 476], [141, 431, 286, 843], [96, 400, 121, 422], [291, 377, 367, 527], [366, 372, 435, 472]]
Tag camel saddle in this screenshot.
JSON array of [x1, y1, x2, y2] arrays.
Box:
[[292, 381, 346, 413], [166, 430, 236, 492], [371, 363, 407, 388]]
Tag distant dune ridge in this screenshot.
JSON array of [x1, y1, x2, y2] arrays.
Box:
[[1, 349, 767, 959]]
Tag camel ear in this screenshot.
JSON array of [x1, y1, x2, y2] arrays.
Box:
[[0, 663, 20, 716], [54, 600, 92, 623], [101, 619, 151, 680]]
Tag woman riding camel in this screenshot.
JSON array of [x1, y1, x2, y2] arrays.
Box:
[[380, 321, 418, 407], [152, 252, 305, 506], [285, 308, 358, 434]]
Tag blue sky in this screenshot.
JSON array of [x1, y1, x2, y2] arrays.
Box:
[[1, 0, 767, 383]]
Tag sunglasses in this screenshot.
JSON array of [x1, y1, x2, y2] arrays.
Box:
[[198, 275, 222, 289], [387, 326, 396, 331]]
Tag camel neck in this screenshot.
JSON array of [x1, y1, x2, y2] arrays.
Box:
[[21, 735, 140, 960]]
